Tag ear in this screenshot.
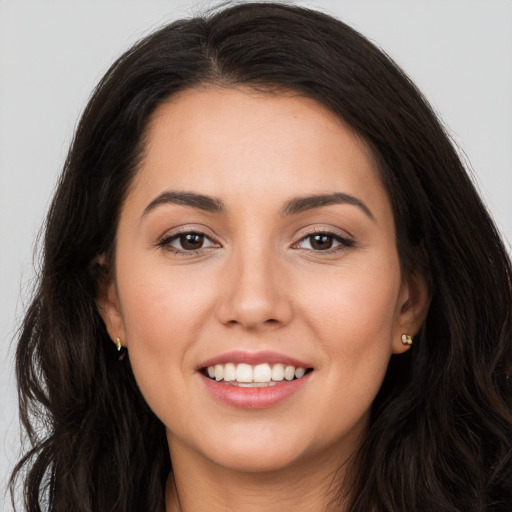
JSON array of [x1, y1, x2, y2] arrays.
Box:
[[95, 257, 126, 349], [391, 271, 430, 354]]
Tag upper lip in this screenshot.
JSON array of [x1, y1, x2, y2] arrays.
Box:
[[198, 350, 312, 370]]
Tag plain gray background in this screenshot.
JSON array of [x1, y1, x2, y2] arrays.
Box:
[[1, 1, 511, 509]]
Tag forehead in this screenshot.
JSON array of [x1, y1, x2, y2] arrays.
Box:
[[126, 87, 389, 219]]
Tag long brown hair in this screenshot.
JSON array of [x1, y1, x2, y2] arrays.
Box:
[[11, 3, 512, 511]]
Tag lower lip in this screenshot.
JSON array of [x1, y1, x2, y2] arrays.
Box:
[[200, 373, 311, 409]]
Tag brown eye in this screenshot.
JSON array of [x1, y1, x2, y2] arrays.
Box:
[[180, 233, 205, 250], [294, 232, 353, 252], [160, 231, 218, 253], [309, 234, 333, 250]]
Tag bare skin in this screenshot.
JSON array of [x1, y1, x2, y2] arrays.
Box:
[[165, 443, 351, 511], [165, 414, 363, 512], [98, 87, 429, 511]]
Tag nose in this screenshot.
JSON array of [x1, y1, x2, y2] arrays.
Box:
[[215, 246, 293, 330]]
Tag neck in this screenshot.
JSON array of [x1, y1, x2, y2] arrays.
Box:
[[165, 442, 353, 512]]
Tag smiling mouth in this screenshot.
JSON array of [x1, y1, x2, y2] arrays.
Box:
[[202, 363, 313, 387]]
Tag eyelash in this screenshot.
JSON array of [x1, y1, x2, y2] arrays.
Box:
[[157, 231, 219, 255], [292, 231, 355, 253], [157, 229, 354, 255]]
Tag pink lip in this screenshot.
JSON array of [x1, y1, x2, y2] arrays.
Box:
[[198, 350, 311, 369], [200, 371, 312, 409]]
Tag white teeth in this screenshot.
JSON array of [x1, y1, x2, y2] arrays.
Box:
[[237, 381, 278, 388], [205, 362, 309, 384], [284, 366, 295, 381], [235, 363, 253, 383], [223, 363, 236, 382], [254, 363, 272, 383], [294, 367, 306, 379], [271, 363, 284, 381], [214, 364, 224, 381]]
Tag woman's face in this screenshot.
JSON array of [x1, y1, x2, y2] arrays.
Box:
[[100, 88, 426, 475]]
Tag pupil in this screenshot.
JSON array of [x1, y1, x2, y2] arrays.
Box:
[[311, 234, 332, 250], [181, 233, 203, 250]]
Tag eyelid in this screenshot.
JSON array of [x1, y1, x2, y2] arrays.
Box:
[[156, 225, 222, 253], [156, 224, 220, 240], [293, 224, 354, 242], [291, 226, 355, 252], [168, 233, 217, 248]]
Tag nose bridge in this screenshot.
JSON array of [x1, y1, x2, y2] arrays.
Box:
[[217, 236, 291, 329]]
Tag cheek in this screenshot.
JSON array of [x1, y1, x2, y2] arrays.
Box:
[[298, 255, 402, 406], [298, 263, 400, 424], [115, 261, 215, 410], [302, 259, 401, 347], [119, 260, 213, 343]]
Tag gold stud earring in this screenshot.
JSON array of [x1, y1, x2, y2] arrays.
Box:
[[116, 337, 122, 351], [401, 333, 413, 346]]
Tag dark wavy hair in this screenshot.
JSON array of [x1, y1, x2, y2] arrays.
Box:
[[10, 2, 512, 511]]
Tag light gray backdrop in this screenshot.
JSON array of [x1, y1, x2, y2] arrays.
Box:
[[1, 1, 511, 509]]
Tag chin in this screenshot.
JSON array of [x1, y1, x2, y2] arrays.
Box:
[[199, 429, 310, 473], [211, 447, 303, 474]]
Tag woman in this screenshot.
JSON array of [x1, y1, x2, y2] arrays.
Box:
[[10, 2, 512, 511]]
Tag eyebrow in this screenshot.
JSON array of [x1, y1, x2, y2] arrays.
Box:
[[282, 192, 375, 220], [142, 190, 374, 221], [142, 191, 225, 217]]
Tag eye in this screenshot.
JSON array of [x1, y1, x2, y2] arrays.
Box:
[[294, 232, 353, 252], [159, 231, 219, 253]]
